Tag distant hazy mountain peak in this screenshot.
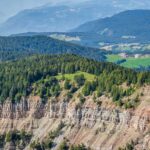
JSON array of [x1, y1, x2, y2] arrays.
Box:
[[1, 1, 150, 35]]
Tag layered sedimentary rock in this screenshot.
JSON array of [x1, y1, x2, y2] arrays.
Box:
[[0, 86, 149, 150]]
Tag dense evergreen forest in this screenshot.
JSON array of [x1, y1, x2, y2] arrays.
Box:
[[0, 36, 107, 61], [0, 54, 149, 104]]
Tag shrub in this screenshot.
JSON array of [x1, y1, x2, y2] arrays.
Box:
[[74, 74, 85, 86]]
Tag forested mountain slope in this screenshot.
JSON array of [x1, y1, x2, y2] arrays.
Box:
[[0, 54, 149, 103], [0, 36, 107, 61]]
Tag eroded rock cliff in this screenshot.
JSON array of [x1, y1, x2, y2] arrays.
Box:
[[0, 86, 150, 150]]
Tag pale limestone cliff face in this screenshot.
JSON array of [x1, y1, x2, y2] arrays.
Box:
[[0, 86, 150, 150]]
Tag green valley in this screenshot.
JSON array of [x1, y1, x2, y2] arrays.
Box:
[[107, 54, 150, 69]]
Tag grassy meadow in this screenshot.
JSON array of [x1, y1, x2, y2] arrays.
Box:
[[107, 54, 150, 68]]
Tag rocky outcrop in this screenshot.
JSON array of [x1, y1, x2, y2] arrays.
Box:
[[0, 88, 149, 150]]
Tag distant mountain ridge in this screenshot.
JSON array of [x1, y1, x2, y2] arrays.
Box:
[[12, 10, 150, 47], [72, 10, 150, 39], [1, 0, 150, 35], [0, 1, 119, 35]]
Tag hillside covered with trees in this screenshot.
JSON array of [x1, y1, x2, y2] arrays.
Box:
[[0, 54, 149, 105], [0, 36, 107, 61]]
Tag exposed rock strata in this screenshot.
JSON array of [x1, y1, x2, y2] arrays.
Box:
[[0, 87, 149, 150]]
